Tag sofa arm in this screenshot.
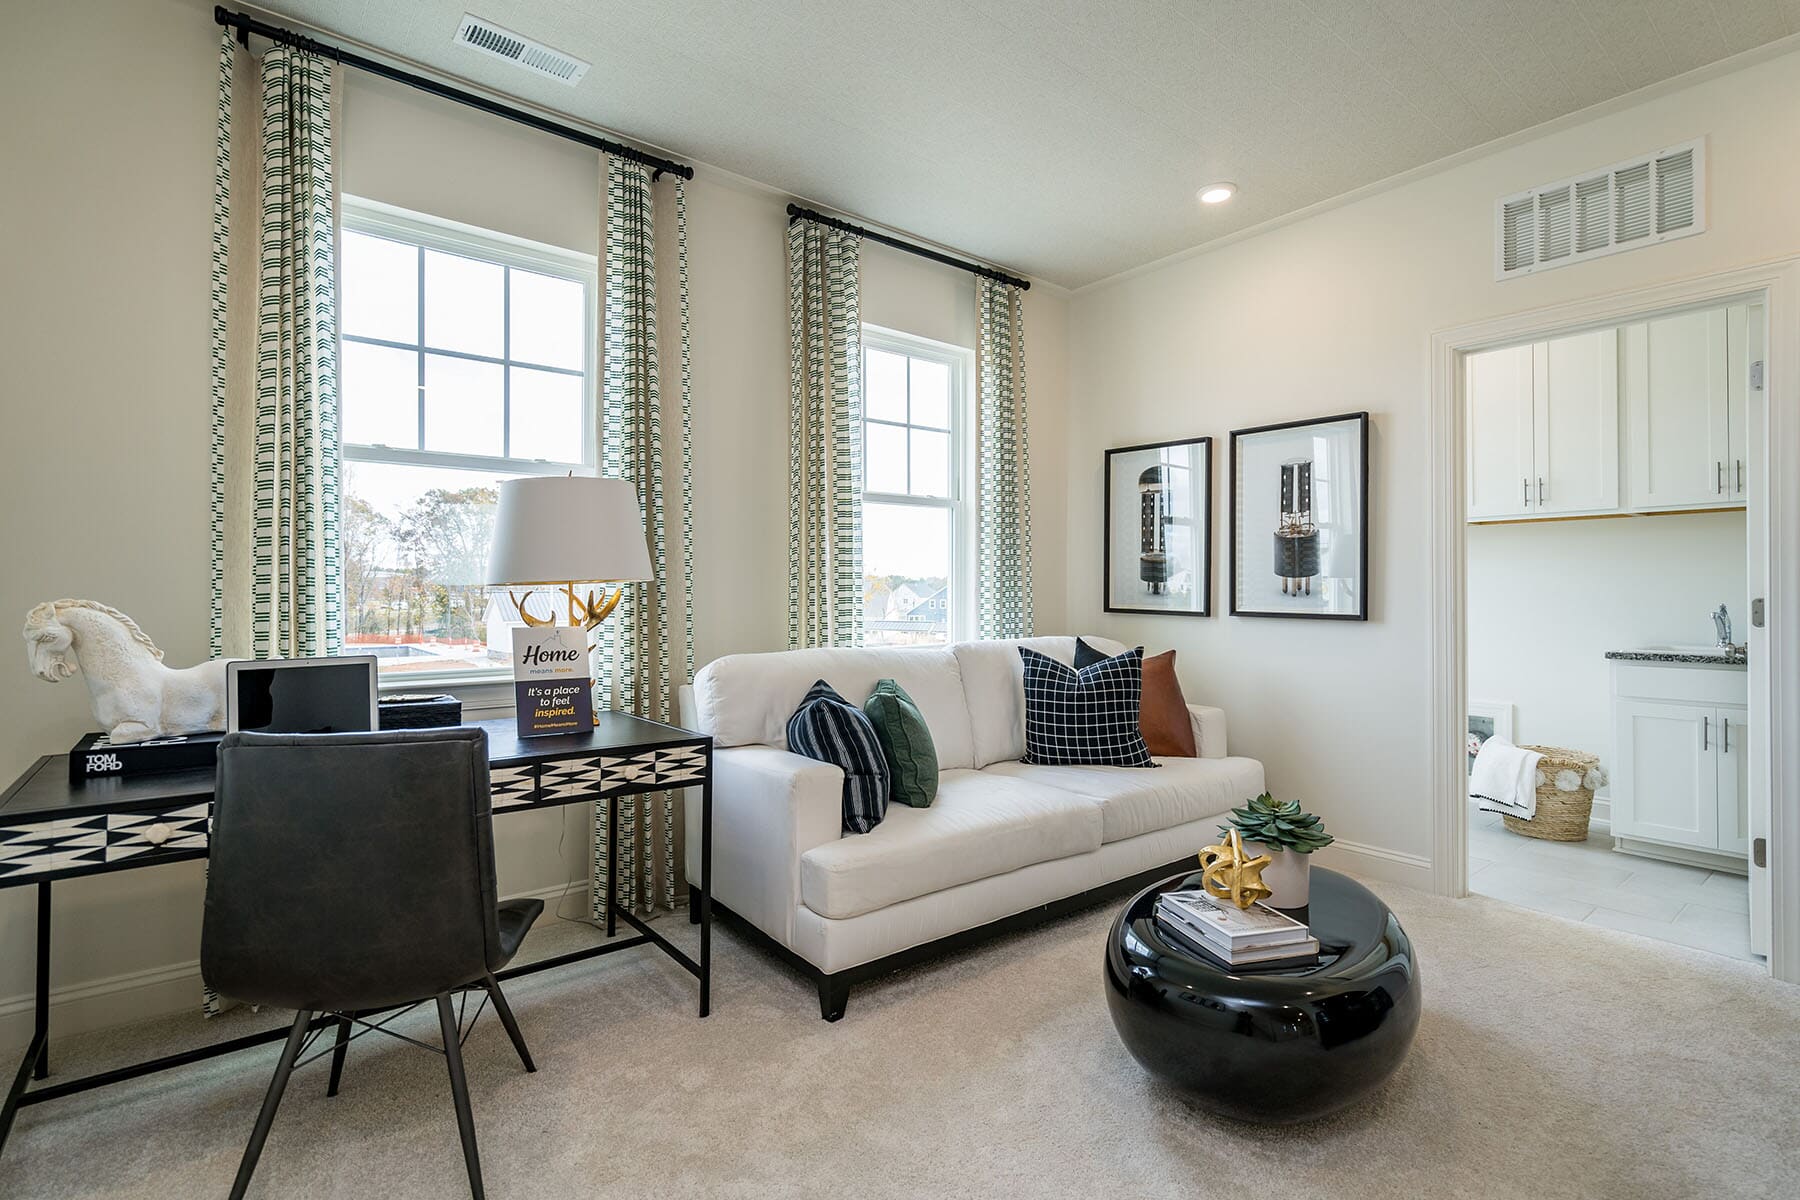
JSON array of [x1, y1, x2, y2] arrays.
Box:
[[1187, 705, 1228, 760], [684, 744, 843, 950]]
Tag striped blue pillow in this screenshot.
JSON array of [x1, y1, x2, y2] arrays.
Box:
[[786, 680, 891, 834]]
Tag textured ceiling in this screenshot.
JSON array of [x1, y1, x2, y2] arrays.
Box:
[[270, 0, 1800, 288]]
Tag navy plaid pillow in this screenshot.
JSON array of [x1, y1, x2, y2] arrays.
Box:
[[1019, 647, 1157, 768], [786, 680, 891, 834]]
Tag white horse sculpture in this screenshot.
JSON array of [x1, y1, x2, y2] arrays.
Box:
[[23, 600, 228, 744]]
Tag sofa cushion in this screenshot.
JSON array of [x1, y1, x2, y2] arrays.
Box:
[[863, 679, 938, 808], [798, 770, 1103, 919], [953, 636, 1128, 768], [1075, 639, 1196, 758], [1019, 646, 1156, 768], [983, 755, 1266, 844], [786, 681, 890, 835], [695, 646, 976, 770]]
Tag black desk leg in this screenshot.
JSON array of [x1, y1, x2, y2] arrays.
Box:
[[605, 793, 618, 939], [1, 881, 51, 1156], [699, 762, 713, 1019]]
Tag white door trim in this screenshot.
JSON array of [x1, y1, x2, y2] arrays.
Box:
[[1428, 257, 1800, 983]]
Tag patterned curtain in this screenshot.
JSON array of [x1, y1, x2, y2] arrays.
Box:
[[592, 157, 695, 921], [204, 33, 341, 1016], [786, 219, 864, 648], [208, 35, 342, 662], [976, 276, 1033, 638]]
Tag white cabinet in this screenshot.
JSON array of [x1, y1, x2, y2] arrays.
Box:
[[1465, 329, 1617, 520], [1610, 659, 1749, 869], [1622, 305, 1755, 511]]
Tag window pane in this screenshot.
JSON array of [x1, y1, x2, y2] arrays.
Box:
[[424, 249, 503, 357], [510, 367, 583, 462], [341, 341, 419, 449], [509, 269, 585, 370], [862, 502, 951, 647], [343, 460, 530, 677], [342, 231, 418, 343], [423, 354, 503, 456], [910, 428, 950, 497], [910, 359, 950, 428], [866, 422, 907, 493], [866, 348, 908, 422]]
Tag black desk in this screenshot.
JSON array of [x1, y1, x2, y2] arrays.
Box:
[[0, 715, 713, 1157]]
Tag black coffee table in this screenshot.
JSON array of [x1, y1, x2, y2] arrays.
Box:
[[1104, 866, 1419, 1123]]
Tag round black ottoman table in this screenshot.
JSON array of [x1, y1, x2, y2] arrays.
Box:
[[1104, 866, 1419, 1123]]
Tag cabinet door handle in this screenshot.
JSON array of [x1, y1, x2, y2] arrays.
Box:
[[1716, 461, 1724, 494], [1737, 459, 1744, 492], [1723, 719, 1729, 754], [1522, 478, 1529, 507], [1702, 716, 1709, 750], [1537, 477, 1545, 503]]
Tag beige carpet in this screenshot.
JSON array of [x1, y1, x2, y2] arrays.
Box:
[[2, 877, 1796, 1200]]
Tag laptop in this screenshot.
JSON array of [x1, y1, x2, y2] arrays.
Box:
[[226, 656, 380, 735]]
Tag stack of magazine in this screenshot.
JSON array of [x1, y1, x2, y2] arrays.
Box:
[[1155, 888, 1319, 968]]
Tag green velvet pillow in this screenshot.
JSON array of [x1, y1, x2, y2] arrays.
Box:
[[863, 679, 939, 808]]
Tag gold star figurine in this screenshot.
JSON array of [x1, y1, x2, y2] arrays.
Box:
[[1196, 829, 1273, 910]]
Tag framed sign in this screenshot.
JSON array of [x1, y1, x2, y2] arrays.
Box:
[[1104, 436, 1212, 616], [1230, 412, 1369, 620], [513, 626, 594, 737]]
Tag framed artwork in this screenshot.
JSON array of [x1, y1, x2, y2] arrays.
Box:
[[1229, 412, 1369, 620], [1104, 437, 1212, 616], [1467, 700, 1515, 776]]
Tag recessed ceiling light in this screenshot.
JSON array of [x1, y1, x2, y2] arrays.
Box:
[[1197, 182, 1237, 205]]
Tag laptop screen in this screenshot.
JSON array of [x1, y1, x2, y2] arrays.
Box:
[[229, 658, 378, 735]]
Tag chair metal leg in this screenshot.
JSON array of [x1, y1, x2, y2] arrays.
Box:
[[436, 994, 485, 1200], [325, 1013, 353, 1097], [482, 975, 536, 1074], [229, 1009, 312, 1200]]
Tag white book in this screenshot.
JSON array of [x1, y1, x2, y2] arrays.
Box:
[[1156, 889, 1310, 948], [1158, 915, 1321, 967]]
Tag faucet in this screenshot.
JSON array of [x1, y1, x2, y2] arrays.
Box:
[[1713, 605, 1732, 649]]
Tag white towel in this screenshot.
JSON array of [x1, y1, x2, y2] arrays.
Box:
[[1470, 737, 1543, 820]]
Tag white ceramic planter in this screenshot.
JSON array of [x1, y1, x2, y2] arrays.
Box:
[[1245, 842, 1311, 909]]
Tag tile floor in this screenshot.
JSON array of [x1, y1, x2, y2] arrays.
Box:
[[1468, 803, 1757, 961]]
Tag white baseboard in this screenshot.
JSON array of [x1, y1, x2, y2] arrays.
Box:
[[0, 879, 592, 1053], [1313, 839, 1435, 890]]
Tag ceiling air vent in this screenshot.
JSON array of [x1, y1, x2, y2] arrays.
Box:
[[455, 13, 589, 85], [1495, 138, 1704, 280]]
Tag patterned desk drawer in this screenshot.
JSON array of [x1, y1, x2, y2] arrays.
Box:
[[489, 744, 707, 811], [0, 803, 210, 882]]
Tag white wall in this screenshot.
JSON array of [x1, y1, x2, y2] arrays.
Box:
[[1468, 512, 1747, 777], [0, 0, 1068, 1043], [1068, 47, 1800, 881]]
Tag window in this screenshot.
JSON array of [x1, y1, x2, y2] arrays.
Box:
[[339, 197, 596, 681], [861, 327, 974, 647]]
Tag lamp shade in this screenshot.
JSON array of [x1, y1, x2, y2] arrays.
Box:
[[485, 476, 654, 586]]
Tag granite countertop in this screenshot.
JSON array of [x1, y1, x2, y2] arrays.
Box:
[[1605, 647, 1748, 666]]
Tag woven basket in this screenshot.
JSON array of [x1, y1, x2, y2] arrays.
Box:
[[1501, 745, 1600, 842]]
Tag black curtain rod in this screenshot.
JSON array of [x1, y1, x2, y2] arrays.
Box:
[[212, 7, 694, 180], [787, 205, 1030, 291]]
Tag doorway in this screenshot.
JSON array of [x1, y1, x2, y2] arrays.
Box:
[[1427, 261, 1800, 982]]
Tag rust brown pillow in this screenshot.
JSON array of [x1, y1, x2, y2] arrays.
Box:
[[1074, 639, 1197, 757]]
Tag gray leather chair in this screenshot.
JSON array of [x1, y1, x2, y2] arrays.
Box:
[[203, 727, 543, 1200]]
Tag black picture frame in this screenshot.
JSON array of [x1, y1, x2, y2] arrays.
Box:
[[1103, 436, 1213, 617], [1229, 412, 1370, 621]]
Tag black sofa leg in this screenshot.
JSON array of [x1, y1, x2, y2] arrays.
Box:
[[817, 974, 850, 1022], [688, 884, 701, 925]]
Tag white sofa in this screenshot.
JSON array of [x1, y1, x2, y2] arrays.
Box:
[[679, 636, 1265, 1019]]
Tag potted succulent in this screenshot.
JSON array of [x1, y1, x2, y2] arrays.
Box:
[[1220, 793, 1334, 908]]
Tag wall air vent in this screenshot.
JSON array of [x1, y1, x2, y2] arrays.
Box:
[[455, 14, 590, 85], [1495, 138, 1704, 280]]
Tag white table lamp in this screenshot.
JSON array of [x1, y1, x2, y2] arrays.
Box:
[[486, 476, 653, 629]]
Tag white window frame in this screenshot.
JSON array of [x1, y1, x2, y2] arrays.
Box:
[[338, 196, 598, 688], [861, 324, 977, 646]]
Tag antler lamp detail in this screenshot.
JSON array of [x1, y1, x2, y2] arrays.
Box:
[[485, 476, 654, 634]]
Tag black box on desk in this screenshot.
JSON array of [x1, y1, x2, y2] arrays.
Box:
[[378, 693, 462, 730], [69, 731, 224, 782]]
